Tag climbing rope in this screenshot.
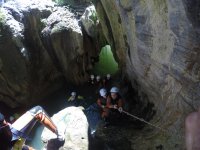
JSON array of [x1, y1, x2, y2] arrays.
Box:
[[118, 108, 184, 139], [121, 110, 168, 132]]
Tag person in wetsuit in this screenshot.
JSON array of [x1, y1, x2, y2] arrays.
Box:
[[0, 106, 64, 150]]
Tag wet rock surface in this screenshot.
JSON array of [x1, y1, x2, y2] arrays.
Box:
[[93, 0, 200, 149], [0, 0, 101, 107]]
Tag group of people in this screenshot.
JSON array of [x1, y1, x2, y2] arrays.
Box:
[[67, 73, 123, 127], [97, 86, 123, 127], [88, 74, 112, 90], [2, 72, 200, 149]]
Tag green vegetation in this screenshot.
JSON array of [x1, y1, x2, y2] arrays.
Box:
[[91, 45, 119, 76], [89, 9, 98, 24]]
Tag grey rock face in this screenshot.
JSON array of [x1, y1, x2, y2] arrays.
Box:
[[0, 0, 95, 107], [94, 0, 200, 149], [41, 106, 88, 150], [80, 5, 99, 37]]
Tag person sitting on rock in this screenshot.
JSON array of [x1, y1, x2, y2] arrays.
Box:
[[106, 87, 124, 123], [68, 92, 85, 107], [97, 88, 109, 122], [0, 106, 64, 150]]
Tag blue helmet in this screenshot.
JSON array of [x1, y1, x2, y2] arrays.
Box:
[[110, 87, 119, 93], [99, 88, 107, 96]]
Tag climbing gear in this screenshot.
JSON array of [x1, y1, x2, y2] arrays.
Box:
[[110, 87, 119, 93], [120, 109, 184, 139], [71, 92, 76, 96], [118, 107, 123, 113], [99, 88, 107, 97], [120, 109, 167, 132]]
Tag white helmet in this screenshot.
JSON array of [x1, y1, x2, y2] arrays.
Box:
[[71, 92, 76, 96], [110, 87, 119, 93], [106, 74, 111, 79], [96, 75, 100, 81], [99, 88, 107, 97], [90, 74, 94, 80], [9, 116, 14, 122]]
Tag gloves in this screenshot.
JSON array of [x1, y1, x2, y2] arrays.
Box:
[[118, 107, 123, 113]]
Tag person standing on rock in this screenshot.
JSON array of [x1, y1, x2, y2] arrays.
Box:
[[0, 105, 64, 150], [185, 108, 200, 150]]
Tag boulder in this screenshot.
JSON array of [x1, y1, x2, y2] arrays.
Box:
[[41, 106, 88, 150]]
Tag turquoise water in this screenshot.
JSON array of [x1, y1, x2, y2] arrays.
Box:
[[91, 45, 119, 76], [26, 124, 44, 149]]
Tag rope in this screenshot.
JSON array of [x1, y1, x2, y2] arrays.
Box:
[[121, 110, 167, 132], [120, 109, 184, 139]]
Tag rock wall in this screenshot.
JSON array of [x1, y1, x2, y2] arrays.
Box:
[[93, 0, 200, 149], [0, 0, 101, 107]]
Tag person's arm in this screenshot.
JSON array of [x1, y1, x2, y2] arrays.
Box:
[[97, 98, 105, 109], [106, 96, 113, 108], [118, 98, 123, 108]]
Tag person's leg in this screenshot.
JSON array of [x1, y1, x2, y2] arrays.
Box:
[[12, 106, 57, 136]]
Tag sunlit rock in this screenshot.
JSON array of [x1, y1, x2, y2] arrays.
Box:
[[41, 106, 88, 150], [80, 5, 99, 37], [0, 0, 93, 107]]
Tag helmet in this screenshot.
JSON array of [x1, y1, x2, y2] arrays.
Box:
[[106, 74, 111, 79], [9, 116, 14, 122], [90, 74, 94, 79], [71, 92, 76, 96], [96, 75, 100, 81], [99, 88, 107, 97], [110, 87, 119, 93]]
